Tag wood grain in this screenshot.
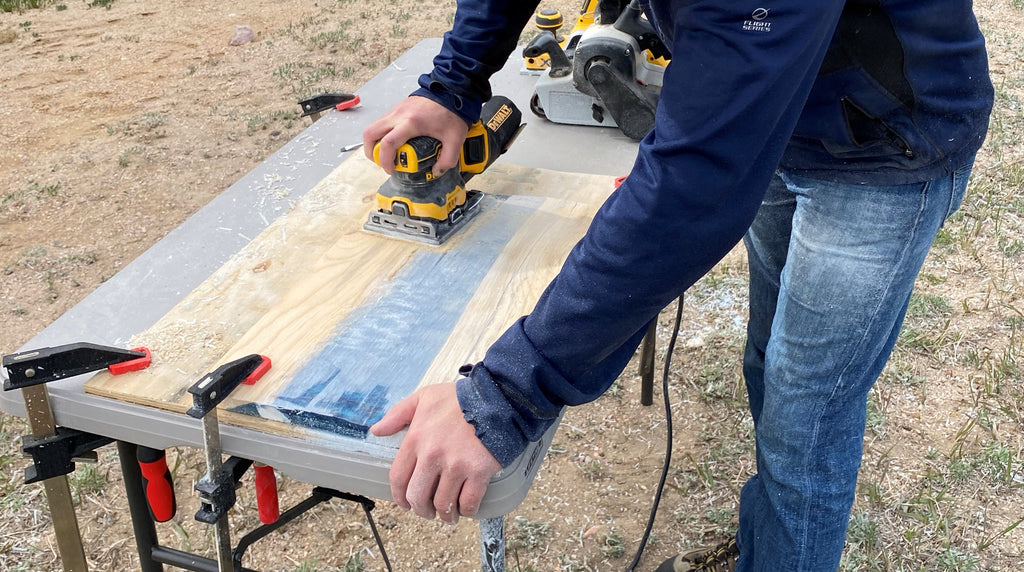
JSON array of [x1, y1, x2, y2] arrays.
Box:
[[85, 154, 615, 443]]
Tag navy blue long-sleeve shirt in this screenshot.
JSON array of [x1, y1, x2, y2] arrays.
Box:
[[413, 0, 992, 466]]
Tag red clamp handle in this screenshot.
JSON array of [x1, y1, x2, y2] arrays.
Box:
[[253, 463, 279, 524], [137, 446, 176, 522]]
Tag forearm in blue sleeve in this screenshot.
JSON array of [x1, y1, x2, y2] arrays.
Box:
[[457, 0, 848, 467], [413, 0, 541, 125]]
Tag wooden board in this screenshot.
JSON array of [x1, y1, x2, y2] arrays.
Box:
[[85, 154, 615, 444]]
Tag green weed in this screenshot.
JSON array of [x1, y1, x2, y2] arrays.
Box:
[[897, 319, 955, 355], [907, 292, 952, 319], [272, 62, 348, 97], [881, 362, 926, 388], [865, 396, 886, 436], [118, 145, 146, 167], [0, 0, 53, 12], [600, 532, 626, 558], [244, 109, 299, 135], [508, 516, 552, 551], [576, 458, 607, 481], [847, 512, 879, 549], [27, 181, 60, 197], [106, 112, 168, 138], [308, 21, 353, 49], [141, 111, 167, 130], [975, 441, 1016, 485], [342, 552, 364, 572], [979, 517, 1024, 551], [998, 236, 1024, 258], [170, 520, 191, 553], [935, 546, 979, 571], [704, 507, 736, 528], [70, 462, 106, 504]]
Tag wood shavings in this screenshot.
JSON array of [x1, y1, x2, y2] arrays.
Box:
[[128, 318, 226, 367]]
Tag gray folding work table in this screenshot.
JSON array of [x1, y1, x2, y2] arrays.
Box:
[[0, 39, 639, 571]]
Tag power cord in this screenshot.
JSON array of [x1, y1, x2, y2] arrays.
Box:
[[625, 293, 684, 572]]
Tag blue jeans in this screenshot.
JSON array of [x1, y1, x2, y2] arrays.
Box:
[[736, 162, 973, 571]]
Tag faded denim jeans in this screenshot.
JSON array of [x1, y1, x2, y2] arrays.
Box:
[[737, 161, 974, 571]]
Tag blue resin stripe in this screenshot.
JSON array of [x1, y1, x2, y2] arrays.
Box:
[[241, 195, 544, 438]]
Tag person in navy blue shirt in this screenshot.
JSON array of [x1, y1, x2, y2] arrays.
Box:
[[364, 1, 993, 569]]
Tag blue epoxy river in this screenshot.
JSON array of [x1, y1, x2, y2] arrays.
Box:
[[232, 195, 543, 438]]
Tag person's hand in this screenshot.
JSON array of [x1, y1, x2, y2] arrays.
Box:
[[362, 95, 469, 177], [370, 383, 501, 525]]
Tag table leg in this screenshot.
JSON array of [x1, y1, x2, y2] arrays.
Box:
[[480, 516, 505, 572], [117, 441, 164, 572], [639, 320, 657, 406], [22, 385, 89, 572]]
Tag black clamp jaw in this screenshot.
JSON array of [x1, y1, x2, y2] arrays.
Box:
[[186, 354, 267, 419], [194, 456, 254, 524], [298, 92, 360, 120], [186, 354, 271, 525], [3, 342, 149, 391], [21, 427, 115, 484], [2, 342, 152, 484]]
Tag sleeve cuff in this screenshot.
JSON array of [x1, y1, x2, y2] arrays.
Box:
[[412, 73, 483, 127], [454, 318, 567, 467], [456, 368, 529, 467]]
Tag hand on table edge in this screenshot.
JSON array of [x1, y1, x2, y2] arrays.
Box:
[[362, 95, 470, 177], [369, 382, 502, 525]]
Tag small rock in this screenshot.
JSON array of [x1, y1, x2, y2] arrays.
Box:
[[229, 25, 254, 46]]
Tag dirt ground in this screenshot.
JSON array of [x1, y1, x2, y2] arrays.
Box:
[[1, 1, 1023, 571]]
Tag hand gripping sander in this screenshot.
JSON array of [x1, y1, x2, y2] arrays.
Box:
[[365, 95, 525, 245]]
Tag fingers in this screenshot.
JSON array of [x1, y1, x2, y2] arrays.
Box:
[[405, 458, 441, 520], [386, 442, 416, 512], [369, 393, 418, 437], [457, 469, 490, 517], [401, 453, 497, 523], [377, 384, 502, 524], [434, 137, 463, 177], [361, 118, 386, 163], [362, 95, 469, 176], [429, 463, 491, 523], [362, 114, 397, 169], [373, 395, 420, 511], [363, 122, 414, 175], [404, 458, 487, 524], [432, 466, 465, 525]]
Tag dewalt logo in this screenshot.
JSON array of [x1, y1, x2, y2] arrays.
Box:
[[486, 104, 513, 131]]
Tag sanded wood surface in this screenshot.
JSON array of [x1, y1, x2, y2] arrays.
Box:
[[85, 155, 615, 444]]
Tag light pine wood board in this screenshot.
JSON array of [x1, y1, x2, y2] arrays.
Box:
[[85, 155, 616, 442]]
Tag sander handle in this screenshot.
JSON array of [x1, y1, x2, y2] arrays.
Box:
[[372, 95, 524, 183], [459, 95, 524, 182]]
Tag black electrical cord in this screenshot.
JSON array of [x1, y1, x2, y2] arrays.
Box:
[[625, 293, 684, 572]]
